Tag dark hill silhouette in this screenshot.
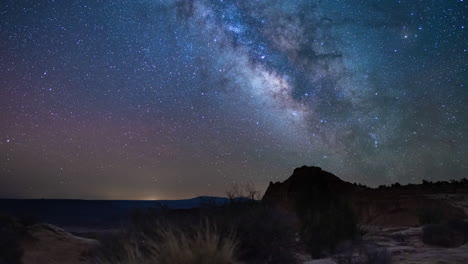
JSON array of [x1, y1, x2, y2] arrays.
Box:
[[263, 165, 467, 226], [263, 166, 356, 211]]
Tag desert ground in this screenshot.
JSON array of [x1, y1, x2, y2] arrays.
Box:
[[2, 166, 467, 264]]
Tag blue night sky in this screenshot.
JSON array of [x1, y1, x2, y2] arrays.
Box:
[[0, 0, 466, 199]]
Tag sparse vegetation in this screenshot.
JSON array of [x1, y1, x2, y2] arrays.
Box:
[[299, 199, 358, 258], [418, 206, 444, 225], [423, 223, 462, 247], [225, 182, 262, 201], [377, 178, 468, 191], [0, 214, 24, 264], [91, 175, 466, 263], [151, 224, 237, 264], [293, 184, 358, 258], [95, 185, 297, 264], [217, 203, 297, 263], [96, 221, 238, 264], [365, 246, 392, 264], [422, 220, 468, 248]]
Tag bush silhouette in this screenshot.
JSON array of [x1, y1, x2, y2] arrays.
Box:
[[96, 221, 238, 264], [417, 207, 444, 225], [0, 214, 24, 264], [97, 200, 297, 264], [299, 199, 358, 257], [294, 185, 358, 258], [422, 220, 468, 248]]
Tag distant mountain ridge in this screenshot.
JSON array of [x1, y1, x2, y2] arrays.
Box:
[[0, 196, 230, 229]]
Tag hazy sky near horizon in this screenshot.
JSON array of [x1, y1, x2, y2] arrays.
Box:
[[0, 0, 466, 199]]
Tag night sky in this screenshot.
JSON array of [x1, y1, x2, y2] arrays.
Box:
[[0, 0, 466, 200]]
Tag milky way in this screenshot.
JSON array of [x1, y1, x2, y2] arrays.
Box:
[[0, 0, 466, 199]]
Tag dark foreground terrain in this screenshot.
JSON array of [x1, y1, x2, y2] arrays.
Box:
[[1, 166, 467, 264]]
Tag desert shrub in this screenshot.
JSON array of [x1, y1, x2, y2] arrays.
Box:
[[365, 246, 392, 264], [0, 214, 24, 264], [128, 202, 296, 263], [417, 207, 444, 225], [226, 183, 262, 201], [96, 221, 238, 264], [422, 220, 468, 248], [103, 198, 297, 264], [97, 181, 297, 264], [92, 232, 134, 263], [422, 223, 464, 247], [446, 219, 468, 241], [422, 224, 458, 247], [299, 200, 358, 258], [222, 184, 296, 263], [293, 185, 358, 258], [149, 223, 237, 264], [216, 203, 297, 263]]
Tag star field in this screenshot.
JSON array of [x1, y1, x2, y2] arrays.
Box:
[[0, 0, 466, 199]]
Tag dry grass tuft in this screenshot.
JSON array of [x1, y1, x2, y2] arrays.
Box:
[[148, 224, 237, 264], [96, 222, 238, 264]]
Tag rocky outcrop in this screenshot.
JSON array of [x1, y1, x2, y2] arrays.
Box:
[[263, 166, 355, 211], [363, 226, 468, 264], [302, 225, 468, 264], [263, 165, 467, 227]]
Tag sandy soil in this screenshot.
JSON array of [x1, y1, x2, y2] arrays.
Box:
[[21, 224, 99, 264]]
